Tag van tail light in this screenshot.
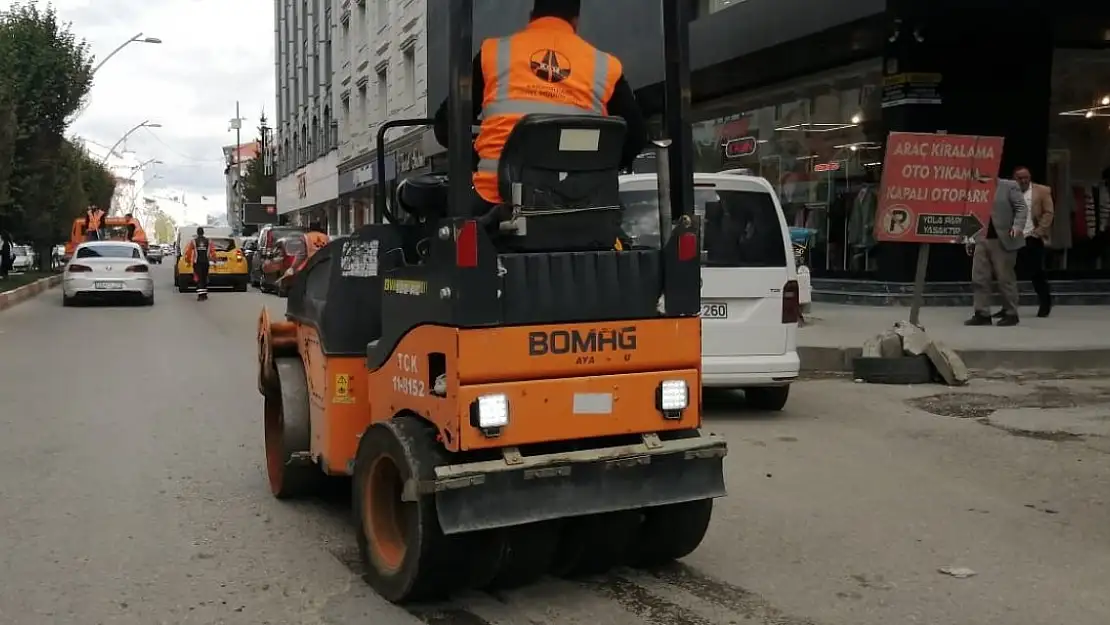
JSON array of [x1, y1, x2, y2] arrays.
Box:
[[126, 264, 148, 273], [782, 279, 800, 324], [456, 220, 478, 268], [677, 231, 697, 261], [67, 264, 91, 272]]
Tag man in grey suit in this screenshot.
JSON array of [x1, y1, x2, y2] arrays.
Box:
[[965, 178, 1029, 326]]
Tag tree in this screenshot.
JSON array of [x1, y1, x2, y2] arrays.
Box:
[[239, 114, 276, 204], [152, 207, 176, 244], [0, 1, 95, 267]]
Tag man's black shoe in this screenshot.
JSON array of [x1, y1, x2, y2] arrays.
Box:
[[1037, 303, 1051, 318], [996, 314, 1020, 326], [991, 310, 1006, 319], [964, 314, 993, 326]]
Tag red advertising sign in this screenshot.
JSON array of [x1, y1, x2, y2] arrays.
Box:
[[723, 136, 758, 159], [874, 132, 1004, 244]]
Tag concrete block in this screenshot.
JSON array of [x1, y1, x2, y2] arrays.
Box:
[[878, 330, 903, 359], [861, 335, 883, 358], [894, 321, 932, 356], [926, 340, 970, 386]]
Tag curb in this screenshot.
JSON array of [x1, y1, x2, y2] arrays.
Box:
[[800, 345, 1110, 374], [0, 274, 63, 312]]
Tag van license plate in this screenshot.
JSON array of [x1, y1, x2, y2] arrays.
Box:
[[94, 281, 123, 290], [700, 303, 728, 319]]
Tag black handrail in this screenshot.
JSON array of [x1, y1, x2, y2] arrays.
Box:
[[374, 118, 435, 224]]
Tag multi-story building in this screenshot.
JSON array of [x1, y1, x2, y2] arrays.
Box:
[[222, 141, 259, 233], [429, 0, 1110, 303], [273, 0, 340, 231], [333, 0, 430, 232]]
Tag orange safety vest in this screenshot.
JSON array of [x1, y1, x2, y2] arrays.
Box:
[[305, 231, 329, 257], [474, 17, 623, 203], [87, 209, 104, 231]]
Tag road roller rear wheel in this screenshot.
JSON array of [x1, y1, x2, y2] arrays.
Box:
[[353, 415, 457, 603], [264, 357, 321, 499], [626, 499, 714, 567], [478, 521, 561, 591], [551, 511, 640, 577]]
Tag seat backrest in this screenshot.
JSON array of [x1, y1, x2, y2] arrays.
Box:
[[496, 114, 627, 252]]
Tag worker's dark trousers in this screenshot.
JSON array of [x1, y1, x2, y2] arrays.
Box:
[[194, 262, 210, 296]]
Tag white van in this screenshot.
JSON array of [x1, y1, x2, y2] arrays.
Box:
[[619, 173, 800, 410]]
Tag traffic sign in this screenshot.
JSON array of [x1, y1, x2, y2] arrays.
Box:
[[914, 213, 983, 239]]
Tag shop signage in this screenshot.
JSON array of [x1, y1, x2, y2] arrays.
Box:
[[397, 145, 426, 174], [296, 171, 307, 199], [338, 153, 396, 196], [723, 136, 758, 159], [881, 72, 942, 109], [813, 162, 841, 173], [874, 132, 1004, 244]]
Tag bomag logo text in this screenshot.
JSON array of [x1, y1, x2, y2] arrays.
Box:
[[528, 327, 637, 364]]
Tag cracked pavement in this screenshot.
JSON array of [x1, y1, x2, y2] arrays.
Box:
[[1, 265, 1108, 624]]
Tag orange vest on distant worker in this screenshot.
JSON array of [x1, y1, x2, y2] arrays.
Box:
[[87, 208, 104, 231], [305, 231, 329, 257], [473, 17, 623, 203]]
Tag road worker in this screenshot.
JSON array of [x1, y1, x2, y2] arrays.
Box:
[[431, 0, 647, 217], [124, 213, 148, 249], [183, 227, 212, 301], [85, 205, 106, 241]]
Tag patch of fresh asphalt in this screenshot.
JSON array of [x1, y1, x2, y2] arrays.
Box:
[[1, 265, 1108, 624]]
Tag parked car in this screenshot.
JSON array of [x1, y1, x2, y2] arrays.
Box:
[[250, 224, 305, 288], [11, 245, 34, 272], [62, 241, 153, 306], [259, 234, 307, 296], [619, 172, 800, 411]]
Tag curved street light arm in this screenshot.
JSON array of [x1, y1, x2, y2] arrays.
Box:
[[104, 120, 155, 162], [90, 33, 145, 76]]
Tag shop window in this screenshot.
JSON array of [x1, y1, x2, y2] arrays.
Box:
[[1047, 49, 1110, 273], [686, 61, 884, 275]]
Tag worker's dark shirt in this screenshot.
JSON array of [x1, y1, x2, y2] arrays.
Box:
[[432, 51, 648, 171]]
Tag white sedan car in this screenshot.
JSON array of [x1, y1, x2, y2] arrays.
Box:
[[63, 241, 154, 306]]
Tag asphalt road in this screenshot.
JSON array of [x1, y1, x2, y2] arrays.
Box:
[[1, 264, 1108, 624]]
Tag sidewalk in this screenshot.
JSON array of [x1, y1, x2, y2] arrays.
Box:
[[798, 304, 1110, 373]]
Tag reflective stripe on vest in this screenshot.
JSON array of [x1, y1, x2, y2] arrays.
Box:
[[474, 34, 616, 200]]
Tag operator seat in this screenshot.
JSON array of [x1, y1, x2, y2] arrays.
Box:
[[495, 114, 627, 252], [397, 114, 628, 252]]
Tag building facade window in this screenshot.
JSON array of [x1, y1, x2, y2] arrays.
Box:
[[1047, 48, 1110, 273], [684, 60, 883, 275]]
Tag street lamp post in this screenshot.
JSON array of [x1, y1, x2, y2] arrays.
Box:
[[90, 33, 162, 76], [104, 121, 162, 162]]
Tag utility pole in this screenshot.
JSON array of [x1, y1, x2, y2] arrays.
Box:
[[228, 101, 245, 233]]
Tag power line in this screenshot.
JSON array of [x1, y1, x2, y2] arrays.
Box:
[[141, 127, 225, 163]]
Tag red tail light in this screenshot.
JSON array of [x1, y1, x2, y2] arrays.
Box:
[[284, 254, 297, 268], [126, 264, 148, 272], [677, 231, 697, 261], [235, 250, 244, 261], [456, 220, 478, 268], [782, 279, 800, 324], [67, 264, 91, 272]]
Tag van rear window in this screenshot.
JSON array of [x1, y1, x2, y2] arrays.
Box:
[[620, 189, 788, 268]]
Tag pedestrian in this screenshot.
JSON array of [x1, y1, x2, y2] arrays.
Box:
[[965, 177, 1028, 326], [0, 230, 12, 280], [1009, 166, 1054, 318]]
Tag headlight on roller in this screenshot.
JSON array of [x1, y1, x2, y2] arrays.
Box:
[[470, 393, 509, 434], [656, 380, 688, 418]]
